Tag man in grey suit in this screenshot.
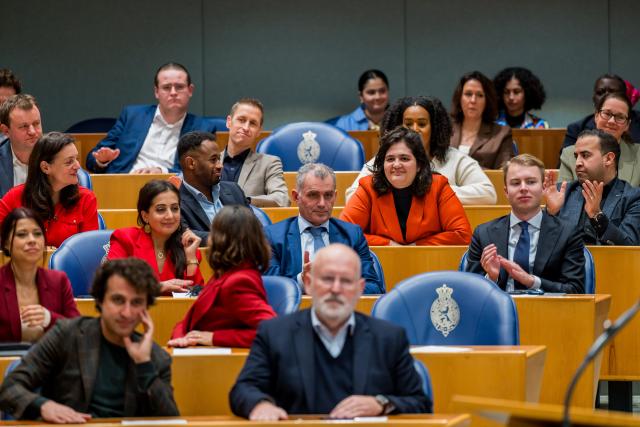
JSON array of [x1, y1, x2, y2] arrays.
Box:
[[545, 129, 640, 245], [221, 98, 290, 207], [0, 94, 43, 197], [466, 154, 585, 293], [0, 259, 179, 423]]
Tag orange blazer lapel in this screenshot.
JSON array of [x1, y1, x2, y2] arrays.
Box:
[[377, 191, 405, 244], [405, 193, 426, 243]]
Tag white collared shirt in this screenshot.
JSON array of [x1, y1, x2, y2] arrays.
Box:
[[296, 216, 330, 288], [130, 107, 185, 172], [310, 308, 355, 358], [507, 210, 543, 291], [12, 149, 27, 186]]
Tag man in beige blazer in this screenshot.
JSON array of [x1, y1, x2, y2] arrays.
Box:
[[221, 98, 290, 207]]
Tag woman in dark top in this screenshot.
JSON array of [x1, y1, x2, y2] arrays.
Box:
[[341, 127, 471, 246], [449, 71, 515, 169]]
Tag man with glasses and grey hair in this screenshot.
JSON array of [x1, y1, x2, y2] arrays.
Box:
[[86, 62, 219, 174], [263, 163, 384, 294]]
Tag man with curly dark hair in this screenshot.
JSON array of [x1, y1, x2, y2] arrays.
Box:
[[0, 258, 179, 423]]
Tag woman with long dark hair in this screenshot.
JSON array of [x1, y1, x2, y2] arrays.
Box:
[[168, 205, 275, 348], [0, 207, 79, 342], [107, 180, 203, 295], [0, 132, 98, 247]]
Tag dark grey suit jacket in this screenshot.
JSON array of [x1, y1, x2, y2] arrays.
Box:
[[229, 309, 431, 417], [0, 317, 178, 419], [558, 178, 640, 246], [179, 180, 249, 244], [466, 212, 586, 293], [0, 138, 15, 198]]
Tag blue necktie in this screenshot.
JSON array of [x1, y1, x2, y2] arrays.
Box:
[[308, 227, 326, 253], [513, 222, 530, 290]]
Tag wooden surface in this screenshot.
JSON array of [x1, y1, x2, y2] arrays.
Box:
[[92, 173, 174, 209], [0, 414, 472, 426], [452, 395, 640, 426], [512, 128, 565, 169], [73, 133, 104, 169], [512, 295, 610, 408], [170, 346, 545, 415]]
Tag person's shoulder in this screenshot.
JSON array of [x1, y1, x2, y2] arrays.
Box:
[[259, 309, 306, 333], [38, 266, 68, 282], [112, 226, 142, 239], [618, 179, 640, 199], [219, 180, 244, 192], [567, 115, 594, 131], [77, 186, 96, 198], [2, 183, 25, 199], [56, 315, 98, 332], [121, 104, 155, 115], [254, 151, 281, 164], [266, 216, 297, 233]]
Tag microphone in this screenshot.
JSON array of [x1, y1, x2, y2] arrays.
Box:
[[562, 300, 640, 427]]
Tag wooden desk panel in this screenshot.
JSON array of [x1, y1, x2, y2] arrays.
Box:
[[170, 346, 544, 415], [513, 295, 610, 408], [72, 133, 105, 169], [512, 128, 565, 169], [92, 173, 175, 209]]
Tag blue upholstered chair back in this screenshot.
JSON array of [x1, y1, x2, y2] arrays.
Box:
[[256, 122, 365, 171], [97, 212, 106, 230], [369, 250, 386, 292], [205, 116, 229, 132], [413, 359, 434, 412], [77, 168, 93, 190], [372, 271, 519, 345], [65, 117, 116, 133], [250, 205, 272, 227], [48, 230, 113, 297], [458, 247, 595, 293], [262, 276, 300, 316]]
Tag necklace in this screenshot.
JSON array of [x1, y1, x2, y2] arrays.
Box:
[[156, 249, 165, 260]]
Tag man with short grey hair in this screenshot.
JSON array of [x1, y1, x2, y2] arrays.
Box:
[[263, 163, 383, 294]]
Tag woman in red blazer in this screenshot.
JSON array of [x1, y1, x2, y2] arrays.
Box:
[[0, 132, 98, 248], [168, 205, 276, 348], [0, 207, 80, 342], [341, 127, 472, 246], [108, 180, 204, 296]]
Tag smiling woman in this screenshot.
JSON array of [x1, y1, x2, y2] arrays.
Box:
[[334, 69, 390, 131], [0, 132, 99, 247], [340, 127, 472, 246]]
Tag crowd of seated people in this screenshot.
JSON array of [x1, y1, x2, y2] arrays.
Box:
[[2, 61, 640, 421]]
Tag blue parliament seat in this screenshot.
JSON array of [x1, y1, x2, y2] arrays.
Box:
[[256, 122, 365, 171], [262, 275, 301, 316], [65, 117, 116, 133], [250, 205, 272, 227], [369, 249, 386, 292], [413, 359, 434, 412], [372, 271, 519, 345]]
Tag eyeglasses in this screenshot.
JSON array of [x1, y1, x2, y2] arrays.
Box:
[[598, 109, 629, 125]]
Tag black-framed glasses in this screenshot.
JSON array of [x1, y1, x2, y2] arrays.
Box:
[[598, 109, 629, 125]]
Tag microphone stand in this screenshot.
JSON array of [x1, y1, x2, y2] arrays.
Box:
[[562, 300, 640, 427]]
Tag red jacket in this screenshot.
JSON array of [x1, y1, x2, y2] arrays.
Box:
[[340, 174, 472, 246], [0, 264, 80, 342], [0, 185, 99, 248], [107, 227, 204, 294], [171, 264, 276, 348]]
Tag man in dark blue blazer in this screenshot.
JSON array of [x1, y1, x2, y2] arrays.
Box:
[[264, 163, 384, 294], [0, 94, 43, 197], [547, 129, 640, 246], [230, 244, 431, 419], [467, 154, 585, 293], [86, 63, 218, 174], [176, 131, 248, 244]]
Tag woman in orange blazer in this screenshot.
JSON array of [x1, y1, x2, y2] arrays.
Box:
[[341, 127, 472, 246], [168, 205, 276, 348], [0, 207, 79, 342], [108, 180, 204, 295]]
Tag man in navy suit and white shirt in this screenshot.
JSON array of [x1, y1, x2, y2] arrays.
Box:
[[263, 163, 384, 294], [0, 94, 43, 197], [86, 62, 217, 174], [466, 154, 585, 293], [230, 244, 431, 419]]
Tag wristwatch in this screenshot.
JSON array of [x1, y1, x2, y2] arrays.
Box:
[[589, 211, 607, 234], [375, 394, 391, 414]]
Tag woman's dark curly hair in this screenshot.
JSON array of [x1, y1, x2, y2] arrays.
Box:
[[207, 205, 271, 278], [450, 71, 498, 125], [137, 180, 187, 279], [23, 132, 80, 222], [379, 96, 452, 164], [493, 67, 547, 112], [372, 126, 432, 197]]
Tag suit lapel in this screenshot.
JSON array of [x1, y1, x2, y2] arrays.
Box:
[[293, 311, 315, 407], [377, 191, 404, 243], [602, 179, 625, 218], [288, 220, 303, 273], [1, 266, 21, 340], [0, 141, 14, 195], [327, 219, 346, 245], [351, 316, 372, 394], [35, 268, 53, 309], [405, 194, 425, 244], [237, 151, 258, 188], [469, 123, 492, 156], [491, 216, 510, 286], [180, 185, 210, 228], [77, 319, 101, 402], [533, 213, 558, 273], [137, 230, 160, 274]]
